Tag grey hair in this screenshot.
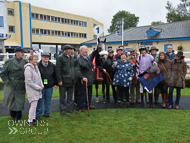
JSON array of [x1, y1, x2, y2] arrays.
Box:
[[80, 45, 87, 51]]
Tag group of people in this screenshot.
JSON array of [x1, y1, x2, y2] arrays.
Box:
[[0, 44, 187, 127], [100, 44, 186, 109]]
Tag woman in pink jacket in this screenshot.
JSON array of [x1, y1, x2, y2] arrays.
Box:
[[24, 55, 44, 126]]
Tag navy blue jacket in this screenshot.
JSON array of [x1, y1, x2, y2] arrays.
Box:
[[166, 52, 176, 61]]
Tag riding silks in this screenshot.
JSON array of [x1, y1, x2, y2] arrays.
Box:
[[138, 72, 163, 93]]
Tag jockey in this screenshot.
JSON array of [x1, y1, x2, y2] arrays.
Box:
[[136, 45, 157, 107]]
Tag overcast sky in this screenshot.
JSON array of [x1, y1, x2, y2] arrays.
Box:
[[20, 0, 180, 36]]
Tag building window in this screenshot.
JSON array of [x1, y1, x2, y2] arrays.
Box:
[[7, 8, 14, 16], [36, 29, 39, 34], [35, 14, 39, 19], [32, 13, 35, 18], [9, 26, 15, 33], [93, 24, 97, 27], [0, 16, 4, 27], [50, 30, 53, 35], [123, 42, 128, 46], [44, 15, 47, 21], [40, 14, 43, 20], [51, 16, 55, 22], [32, 28, 35, 34], [93, 35, 97, 39], [141, 42, 153, 45], [47, 15, 50, 21], [40, 29, 43, 34], [107, 46, 112, 49]]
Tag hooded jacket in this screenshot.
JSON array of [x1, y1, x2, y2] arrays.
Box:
[[24, 63, 44, 103]]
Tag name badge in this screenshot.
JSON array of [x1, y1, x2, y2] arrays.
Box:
[[44, 79, 48, 84]]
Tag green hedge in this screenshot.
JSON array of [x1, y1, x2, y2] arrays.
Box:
[[0, 79, 190, 90], [185, 78, 190, 87]]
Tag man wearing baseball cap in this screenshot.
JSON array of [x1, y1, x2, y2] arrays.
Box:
[[0, 46, 28, 122], [36, 53, 58, 119]]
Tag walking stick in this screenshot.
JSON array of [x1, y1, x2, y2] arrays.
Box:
[[86, 82, 90, 116], [81, 80, 90, 116]]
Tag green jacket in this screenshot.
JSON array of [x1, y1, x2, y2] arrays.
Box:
[[0, 57, 28, 111], [76, 50, 97, 86], [55, 52, 75, 87]]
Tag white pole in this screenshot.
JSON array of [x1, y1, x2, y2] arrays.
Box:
[[122, 19, 124, 46]]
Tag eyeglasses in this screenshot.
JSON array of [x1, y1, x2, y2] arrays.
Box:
[[167, 48, 173, 49]]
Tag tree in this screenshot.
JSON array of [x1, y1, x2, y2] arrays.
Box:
[[151, 21, 164, 25], [107, 10, 139, 34], [166, 0, 190, 23]]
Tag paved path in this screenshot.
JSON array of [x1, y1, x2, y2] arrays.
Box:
[[0, 96, 190, 117]]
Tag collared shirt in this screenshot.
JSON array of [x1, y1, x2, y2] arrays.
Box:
[[42, 61, 48, 67], [67, 55, 70, 60], [81, 54, 90, 64], [136, 53, 157, 77]]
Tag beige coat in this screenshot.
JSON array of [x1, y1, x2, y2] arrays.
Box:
[[24, 63, 44, 103]]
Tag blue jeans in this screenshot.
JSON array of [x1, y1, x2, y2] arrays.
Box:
[[169, 86, 181, 106], [77, 85, 92, 110], [36, 87, 53, 118]]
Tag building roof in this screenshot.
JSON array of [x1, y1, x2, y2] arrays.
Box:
[[82, 20, 190, 45]]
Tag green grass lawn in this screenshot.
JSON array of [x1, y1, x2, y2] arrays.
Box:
[[0, 109, 190, 143], [0, 85, 190, 102]]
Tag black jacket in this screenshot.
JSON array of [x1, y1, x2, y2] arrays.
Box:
[[38, 60, 57, 89]]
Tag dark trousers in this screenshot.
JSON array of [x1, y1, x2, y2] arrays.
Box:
[[10, 111, 22, 120], [169, 86, 181, 105], [106, 83, 117, 103], [59, 86, 74, 114], [157, 83, 168, 94], [118, 86, 129, 102], [74, 81, 79, 103], [77, 85, 92, 110]]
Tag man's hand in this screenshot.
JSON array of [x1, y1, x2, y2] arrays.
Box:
[[132, 63, 136, 66], [83, 77, 88, 83], [102, 69, 106, 73], [54, 85, 57, 90], [40, 86, 44, 91], [114, 62, 117, 66], [129, 77, 132, 81], [95, 46, 97, 51], [137, 77, 139, 80], [58, 82, 63, 86]]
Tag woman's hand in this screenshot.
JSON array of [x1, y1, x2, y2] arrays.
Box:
[[113, 62, 117, 66], [40, 86, 44, 91], [102, 69, 106, 73], [54, 85, 57, 91], [129, 77, 132, 81]]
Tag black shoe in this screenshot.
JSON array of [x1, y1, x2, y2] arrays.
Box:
[[140, 102, 144, 107], [27, 122, 35, 126], [43, 115, 51, 117], [17, 119, 23, 122], [33, 119, 42, 122]]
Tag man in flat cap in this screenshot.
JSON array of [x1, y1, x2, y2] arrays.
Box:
[[55, 45, 76, 116], [0, 46, 28, 122], [36, 53, 57, 119], [127, 48, 141, 104]]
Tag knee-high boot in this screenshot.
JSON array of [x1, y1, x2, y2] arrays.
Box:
[[149, 93, 153, 108], [161, 94, 167, 108], [140, 93, 144, 107]]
